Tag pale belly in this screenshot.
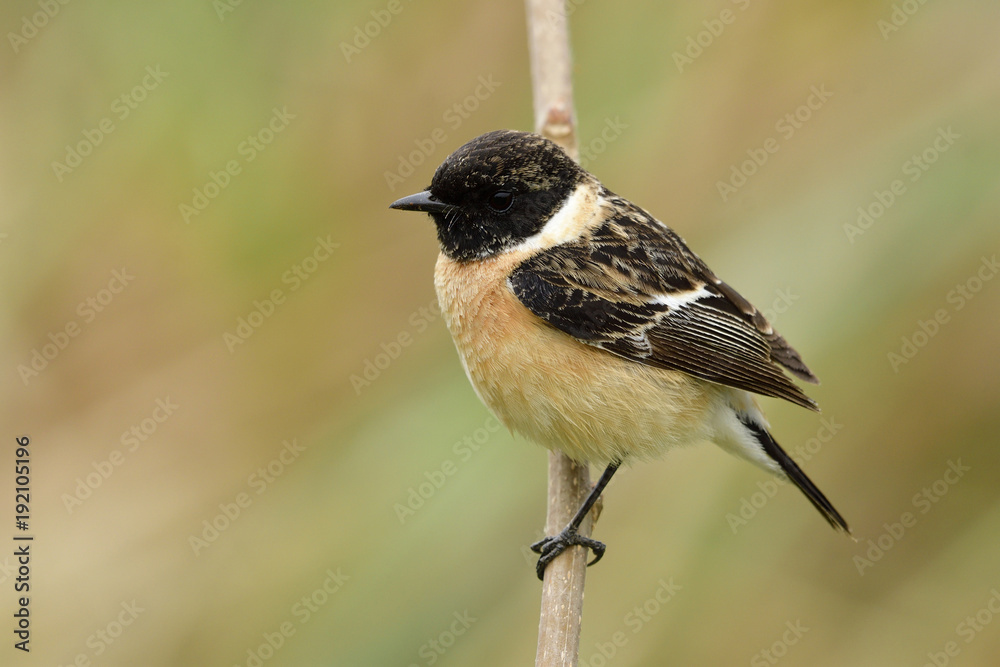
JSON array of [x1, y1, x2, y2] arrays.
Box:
[[434, 252, 717, 464]]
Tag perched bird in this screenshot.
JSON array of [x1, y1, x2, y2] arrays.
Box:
[[390, 129, 849, 579]]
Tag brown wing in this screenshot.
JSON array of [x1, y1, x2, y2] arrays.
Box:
[[508, 194, 819, 410]]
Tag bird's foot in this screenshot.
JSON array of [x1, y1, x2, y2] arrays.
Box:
[[530, 527, 606, 580]]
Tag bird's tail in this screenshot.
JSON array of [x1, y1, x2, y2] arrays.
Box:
[[739, 414, 851, 534]]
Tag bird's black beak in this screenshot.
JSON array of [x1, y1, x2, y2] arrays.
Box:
[[389, 190, 452, 213]]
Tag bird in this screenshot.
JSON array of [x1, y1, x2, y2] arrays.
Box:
[[389, 129, 850, 579]]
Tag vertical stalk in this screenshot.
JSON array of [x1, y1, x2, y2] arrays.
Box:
[[525, 3, 593, 666]]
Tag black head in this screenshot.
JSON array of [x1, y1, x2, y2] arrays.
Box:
[[389, 130, 586, 261]]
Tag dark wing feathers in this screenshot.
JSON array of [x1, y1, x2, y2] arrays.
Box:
[[712, 278, 819, 384], [509, 195, 820, 410]]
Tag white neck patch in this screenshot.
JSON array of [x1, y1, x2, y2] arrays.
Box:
[[508, 182, 599, 254]]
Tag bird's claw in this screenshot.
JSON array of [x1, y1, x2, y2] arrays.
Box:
[[530, 528, 606, 580]]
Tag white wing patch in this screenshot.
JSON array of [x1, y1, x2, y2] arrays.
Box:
[[649, 285, 711, 311]]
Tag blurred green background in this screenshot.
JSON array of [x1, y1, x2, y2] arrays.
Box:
[[2, 1, 999, 665]]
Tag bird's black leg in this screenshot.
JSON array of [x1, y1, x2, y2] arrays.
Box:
[[531, 461, 620, 580]]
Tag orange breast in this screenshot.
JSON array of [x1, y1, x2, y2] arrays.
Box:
[[434, 251, 715, 464]]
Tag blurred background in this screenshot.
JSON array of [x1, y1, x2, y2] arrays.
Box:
[[2, 1, 999, 665]]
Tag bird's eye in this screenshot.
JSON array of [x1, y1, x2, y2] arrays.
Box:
[[488, 190, 514, 212]]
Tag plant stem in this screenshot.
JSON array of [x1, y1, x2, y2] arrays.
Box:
[[525, 2, 594, 666]]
